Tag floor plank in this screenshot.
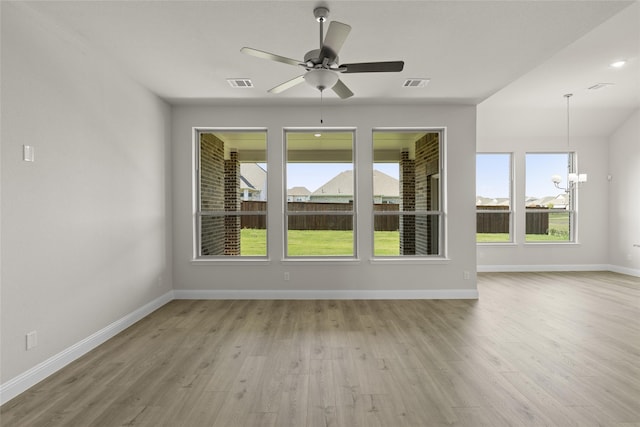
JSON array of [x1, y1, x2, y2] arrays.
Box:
[[2, 271, 639, 426]]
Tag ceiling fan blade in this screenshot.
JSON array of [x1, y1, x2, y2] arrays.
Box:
[[240, 47, 302, 67], [339, 61, 405, 73], [268, 75, 306, 94], [320, 21, 351, 62], [332, 78, 354, 99]]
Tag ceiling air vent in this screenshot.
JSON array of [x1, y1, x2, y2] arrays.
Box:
[[587, 82, 614, 91], [227, 78, 254, 88], [403, 78, 430, 88]]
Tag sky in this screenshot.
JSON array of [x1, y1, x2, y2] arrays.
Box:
[[268, 154, 570, 198], [286, 163, 399, 193], [477, 153, 570, 199]]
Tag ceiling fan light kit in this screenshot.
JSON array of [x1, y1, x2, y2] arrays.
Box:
[[241, 6, 405, 99], [304, 69, 339, 92]]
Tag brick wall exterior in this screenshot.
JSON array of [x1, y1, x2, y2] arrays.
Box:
[[200, 136, 242, 256], [400, 150, 416, 255], [200, 134, 225, 256], [415, 133, 440, 255], [224, 151, 241, 255]]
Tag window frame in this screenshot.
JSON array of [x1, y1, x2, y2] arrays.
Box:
[[193, 127, 269, 260], [524, 151, 578, 244], [283, 128, 358, 260], [372, 128, 446, 259], [476, 152, 514, 244]]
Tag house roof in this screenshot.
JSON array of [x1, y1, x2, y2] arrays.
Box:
[[288, 186, 311, 196], [526, 194, 568, 207], [240, 163, 266, 192], [313, 169, 399, 197]]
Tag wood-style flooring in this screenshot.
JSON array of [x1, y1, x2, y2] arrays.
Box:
[[2, 271, 640, 426]]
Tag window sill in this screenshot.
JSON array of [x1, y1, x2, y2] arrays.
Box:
[[477, 242, 517, 246], [280, 258, 361, 265], [523, 242, 581, 246], [369, 257, 451, 265], [191, 258, 272, 266]]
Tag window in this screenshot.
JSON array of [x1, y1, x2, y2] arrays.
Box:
[[195, 130, 267, 258], [372, 130, 443, 257], [525, 153, 576, 242], [476, 153, 512, 243], [285, 130, 355, 257]]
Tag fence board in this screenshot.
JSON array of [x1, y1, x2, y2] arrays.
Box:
[[240, 201, 399, 231]]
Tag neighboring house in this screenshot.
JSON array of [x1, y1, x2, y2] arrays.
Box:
[[476, 196, 510, 206], [373, 170, 401, 204], [287, 186, 311, 202], [526, 193, 569, 209], [311, 170, 399, 204], [240, 163, 267, 201]]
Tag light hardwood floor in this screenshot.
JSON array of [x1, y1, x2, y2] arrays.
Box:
[[2, 272, 639, 426]]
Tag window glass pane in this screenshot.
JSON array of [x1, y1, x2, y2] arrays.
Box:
[[476, 153, 511, 242], [287, 215, 354, 256], [285, 131, 354, 257], [525, 153, 574, 242], [373, 214, 440, 256], [198, 131, 267, 257], [372, 131, 442, 257]]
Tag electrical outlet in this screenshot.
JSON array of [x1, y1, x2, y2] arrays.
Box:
[[284, 272, 290, 281], [26, 331, 38, 350], [463, 271, 470, 280]]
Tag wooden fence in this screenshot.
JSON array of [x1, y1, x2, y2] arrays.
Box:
[[241, 202, 550, 234], [240, 201, 399, 231], [476, 205, 549, 234]]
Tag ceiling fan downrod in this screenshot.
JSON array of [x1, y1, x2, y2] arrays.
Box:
[[314, 7, 330, 51]]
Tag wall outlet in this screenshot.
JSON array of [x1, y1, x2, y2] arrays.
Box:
[[284, 272, 290, 281], [26, 331, 38, 350], [463, 271, 470, 280]]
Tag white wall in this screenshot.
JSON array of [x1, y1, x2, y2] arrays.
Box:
[[608, 109, 640, 274], [1, 2, 172, 384], [172, 104, 478, 296], [477, 116, 610, 270]]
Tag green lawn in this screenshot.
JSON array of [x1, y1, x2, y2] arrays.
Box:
[[476, 212, 571, 243], [244, 218, 572, 255], [240, 229, 401, 256], [240, 228, 268, 255]]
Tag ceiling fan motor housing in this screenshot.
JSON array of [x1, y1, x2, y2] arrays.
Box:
[[304, 49, 339, 69]]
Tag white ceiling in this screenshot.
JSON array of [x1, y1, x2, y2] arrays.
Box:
[[24, 1, 640, 137]]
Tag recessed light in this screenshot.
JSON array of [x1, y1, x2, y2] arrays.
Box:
[[314, 133, 322, 138], [610, 60, 626, 68]]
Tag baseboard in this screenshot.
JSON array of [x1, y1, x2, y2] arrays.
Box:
[[173, 288, 479, 300], [607, 264, 640, 277], [0, 291, 174, 406], [477, 264, 610, 273]]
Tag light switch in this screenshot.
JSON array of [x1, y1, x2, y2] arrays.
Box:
[[23, 145, 35, 162]]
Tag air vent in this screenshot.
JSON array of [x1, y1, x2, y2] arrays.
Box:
[[587, 82, 614, 91], [227, 78, 254, 88], [403, 78, 430, 88]]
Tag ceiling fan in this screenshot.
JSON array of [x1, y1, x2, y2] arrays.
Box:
[[240, 7, 404, 99]]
